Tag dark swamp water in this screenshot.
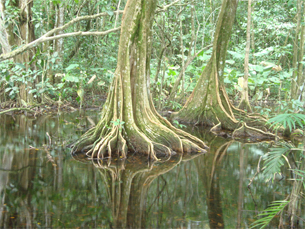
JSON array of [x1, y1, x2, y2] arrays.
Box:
[[0, 110, 297, 228]]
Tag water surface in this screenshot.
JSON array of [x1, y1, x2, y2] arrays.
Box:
[[0, 111, 293, 228]]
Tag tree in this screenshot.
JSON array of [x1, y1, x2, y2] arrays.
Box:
[[71, 0, 208, 160], [172, 0, 274, 139], [291, 0, 305, 102], [1, 0, 36, 103], [238, 0, 252, 112], [0, 1, 11, 55]]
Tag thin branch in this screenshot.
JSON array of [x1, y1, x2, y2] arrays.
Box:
[[0, 27, 120, 62], [46, 132, 52, 148], [157, 0, 181, 12], [0, 10, 123, 62], [35, 27, 121, 43]]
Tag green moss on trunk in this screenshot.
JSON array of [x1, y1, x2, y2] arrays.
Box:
[[72, 0, 208, 160]]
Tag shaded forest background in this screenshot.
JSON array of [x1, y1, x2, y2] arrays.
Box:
[[0, 0, 304, 117]]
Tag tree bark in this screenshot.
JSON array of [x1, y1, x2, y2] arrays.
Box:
[[71, 0, 208, 160], [291, 0, 303, 101], [14, 0, 36, 103], [0, 1, 11, 54], [55, 3, 65, 63], [172, 0, 275, 139], [238, 0, 252, 112]]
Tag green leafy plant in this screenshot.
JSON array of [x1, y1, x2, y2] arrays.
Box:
[[267, 113, 305, 132], [250, 200, 290, 229], [262, 143, 291, 178], [173, 120, 186, 129], [168, 100, 182, 111], [111, 119, 125, 131]]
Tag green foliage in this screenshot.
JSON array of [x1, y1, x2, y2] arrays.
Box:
[[262, 143, 290, 177], [111, 119, 125, 131], [292, 168, 305, 195], [267, 113, 305, 132], [250, 200, 289, 229], [168, 100, 182, 111], [173, 120, 186, 129], [275, 99, 304, 113]]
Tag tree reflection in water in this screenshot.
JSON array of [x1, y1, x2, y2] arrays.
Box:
[[73, 150, 204, 229], [0, 113, 300, 228]]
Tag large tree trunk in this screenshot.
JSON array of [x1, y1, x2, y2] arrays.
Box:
[[55, 3, 65, 64], [72, 0, 208, 160], [172, 0, 274, 139], [16, 0, 36, 103], [0, 1, 11, 54], [172, 0, 240, 129], [238, 0, 252, 112], [290, 0, 304, 101], [2, 0, 36, 104]]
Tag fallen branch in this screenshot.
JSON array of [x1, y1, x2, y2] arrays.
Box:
[[0, 107, 35, 115]]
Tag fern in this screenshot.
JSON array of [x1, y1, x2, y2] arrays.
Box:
[[263, 145, 290, 177], [293, 168, 305, 178], [250, 200, 290, 229], [267, 113, 305, 132]]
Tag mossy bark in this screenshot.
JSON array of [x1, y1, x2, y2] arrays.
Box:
[[72, 0, 208, 160], [172, 0, 274, 139], [172, 0, 239, 129], [4, 0, 36, 104], [238, 0, 253, 113]]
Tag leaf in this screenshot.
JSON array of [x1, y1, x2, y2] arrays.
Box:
[[15, 63, 26, 69], [57, 83, 65, 89], [267, 113, 305, 131], [52, 0, 61, 4], [65, 64, 79, 71], [226, 59, 235, 65], [20, 99, 28, 107], [227, 50, 244, 59], [77, 89, 85, 102], [106, 11, 114, 16], [263, 146, 288, 177], [224, 77, 231, 84], [29, 89, 37, 94], [250, 200, 289, 229], [64, 74, 79, 83]]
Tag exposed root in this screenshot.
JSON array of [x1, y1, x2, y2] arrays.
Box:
[[71, 116, 208, 161], [232, 122, 276, 140], [210, 122, 222, 133], [71, 0, 209, 161]]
